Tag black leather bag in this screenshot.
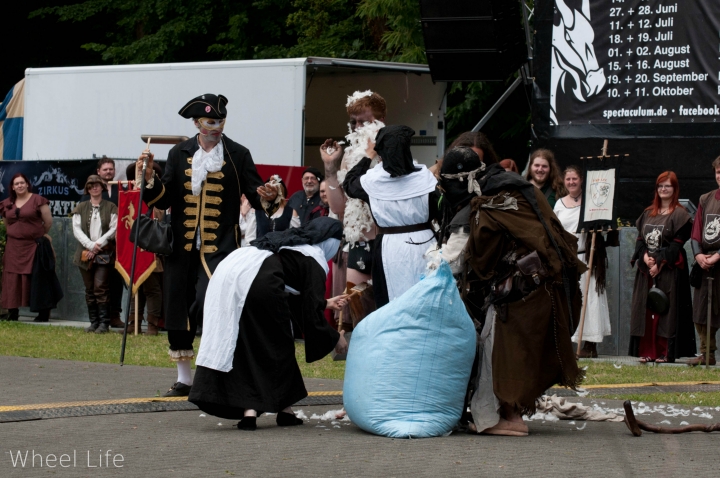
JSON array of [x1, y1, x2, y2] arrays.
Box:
[[93, 252, 113, 265], [130, 209, 173, 255], [689, 262, 703, 289], [647, 278, 669, 314]]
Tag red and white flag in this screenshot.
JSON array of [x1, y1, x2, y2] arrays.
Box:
[[115, 189, 156, 295]]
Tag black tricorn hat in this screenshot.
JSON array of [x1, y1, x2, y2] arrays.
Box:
[[178, 94, 228, 119]]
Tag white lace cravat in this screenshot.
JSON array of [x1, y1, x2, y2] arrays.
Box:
[[191, 141, 224, 196]]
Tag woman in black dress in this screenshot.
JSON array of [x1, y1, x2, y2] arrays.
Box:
[[629, 171, 696, 363], [190, 217, 348, 430]]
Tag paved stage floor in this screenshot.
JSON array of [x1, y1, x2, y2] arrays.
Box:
[[2, 356, 719, 477]]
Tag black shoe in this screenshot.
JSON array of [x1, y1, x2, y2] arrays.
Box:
[[95, 323, 109, 334], [276, 411, 303, 427], [195, 325, 203, 337], [85, 323, 99, 333], [4, 308, 20, 321], [162, 382, 192, 397], [237, 416, 257, 431], [33, 311, 50, 323]]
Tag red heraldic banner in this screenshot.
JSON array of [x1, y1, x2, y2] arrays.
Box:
[[115, 189, 156, 295]]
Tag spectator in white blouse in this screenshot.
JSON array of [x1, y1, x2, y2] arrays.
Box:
[[72, 175, 118, 334]]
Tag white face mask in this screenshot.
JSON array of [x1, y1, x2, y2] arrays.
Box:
[[196, 117, 225, 140]]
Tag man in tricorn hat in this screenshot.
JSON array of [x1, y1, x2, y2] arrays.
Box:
[[137, 93, 279, 397]]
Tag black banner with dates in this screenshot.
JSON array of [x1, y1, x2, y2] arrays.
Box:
[[533, 0, 720, 139]]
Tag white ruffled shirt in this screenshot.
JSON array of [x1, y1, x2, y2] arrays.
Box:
[[191, 141, 224, 196]]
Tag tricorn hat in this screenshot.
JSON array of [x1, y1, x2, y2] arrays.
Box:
[[178, 94, 228, 119], [84, 175, 104, 194]]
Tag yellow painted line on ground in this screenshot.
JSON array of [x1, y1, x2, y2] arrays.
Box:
[[306, 391, 343, 396], [7, 383, 719, 413], [569, 381, 720, 390], [0, 391, 343, 413]]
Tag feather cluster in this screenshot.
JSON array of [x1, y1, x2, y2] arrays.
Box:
[[345, 90, 374, 108], [337, 119, 385, 245]]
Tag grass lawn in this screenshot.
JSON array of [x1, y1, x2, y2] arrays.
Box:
[[2, 322, 720, 394], [0, 322, 345, 380], [578, 360, 720, 386]]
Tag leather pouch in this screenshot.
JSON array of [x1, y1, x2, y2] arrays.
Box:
[[516, 251, 549, 285], [93, 252, 113, 265]]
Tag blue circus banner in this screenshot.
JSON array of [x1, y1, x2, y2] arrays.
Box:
[[0, 160, 98, 216]]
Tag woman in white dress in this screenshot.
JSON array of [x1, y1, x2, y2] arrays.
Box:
[[553, 166, 612, 358]]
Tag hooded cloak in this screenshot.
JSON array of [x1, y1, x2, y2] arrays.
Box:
[[374, 125, 419, 178]]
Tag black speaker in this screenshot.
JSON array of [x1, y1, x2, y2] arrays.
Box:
[[420, 0, 528, 82]]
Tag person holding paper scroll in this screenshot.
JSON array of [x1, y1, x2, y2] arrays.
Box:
[[554, 166, 612, 358], [629, 171, 695, 363]]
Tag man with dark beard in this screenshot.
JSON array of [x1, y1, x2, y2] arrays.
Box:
[[524, 148, 565, 208], [287, 167, 324, 226], [137, 93, 279, 397]]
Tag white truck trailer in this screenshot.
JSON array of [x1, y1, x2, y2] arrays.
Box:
[[22, 57, 447, 167]]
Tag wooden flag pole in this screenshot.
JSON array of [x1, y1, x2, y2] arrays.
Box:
[[576, 230, 597, 357], [707, 275, 714, 369], [134, 293, 139, 336], [120, 137, 151, 364]]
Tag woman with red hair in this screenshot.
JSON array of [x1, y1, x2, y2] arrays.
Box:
[[0, 173, 55, 322], [629, 171, 696, 363]]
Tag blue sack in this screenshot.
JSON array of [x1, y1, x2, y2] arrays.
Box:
[[343, 261, 476, 438]]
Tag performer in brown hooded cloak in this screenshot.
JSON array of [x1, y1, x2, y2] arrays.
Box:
[[463, 156, 585, 435]]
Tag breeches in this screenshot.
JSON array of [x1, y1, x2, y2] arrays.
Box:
[[695, 323, 718, 354], [166, 252, 209, 351], [79, 265, 111, 306], [131, 272, 163, 318]]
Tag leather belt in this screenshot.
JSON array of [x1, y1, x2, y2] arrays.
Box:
[[378, 221, 433, 235]]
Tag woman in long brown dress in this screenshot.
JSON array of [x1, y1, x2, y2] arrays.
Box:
[[629, 171, 696, 363], [0, 173, 54, 322]]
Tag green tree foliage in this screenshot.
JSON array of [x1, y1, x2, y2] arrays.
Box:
[[355, 0, 425, 63], [31, 0, 297, 64]]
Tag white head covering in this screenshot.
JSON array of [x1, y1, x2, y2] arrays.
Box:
[[279, 237, 340, 276]]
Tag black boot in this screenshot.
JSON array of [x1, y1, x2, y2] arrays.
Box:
[[85, 302, 100, 333], [95, 303, 111, 334], [5, 308, 20, 321], [33, 309, 50, 322]]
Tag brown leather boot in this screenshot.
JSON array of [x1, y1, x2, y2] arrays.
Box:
[[145, 314, 159, 336], [688, 354, 716, 366], [577, 342, 593, 359], [127, 313, 144, 334], [109, 315, 125, 328]]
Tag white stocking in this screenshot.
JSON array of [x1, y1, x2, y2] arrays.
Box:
[[176, 360, 192, 386]]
